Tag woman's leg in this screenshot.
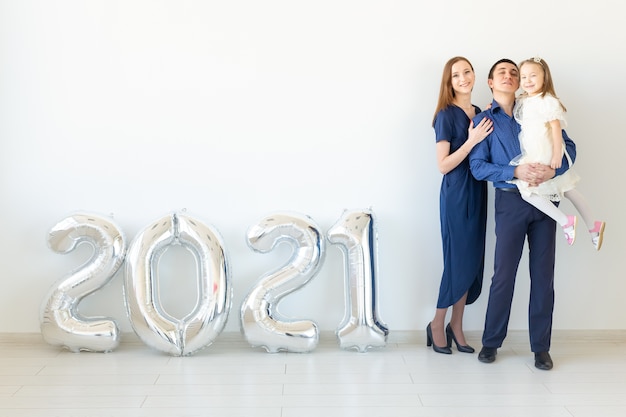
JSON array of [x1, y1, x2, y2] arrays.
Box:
[[430, 308, 448, 347], [449, 292, 469, 345]]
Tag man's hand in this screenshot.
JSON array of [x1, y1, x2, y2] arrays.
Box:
[[514, 163, 555, 187], [531, 163, 555, 186]]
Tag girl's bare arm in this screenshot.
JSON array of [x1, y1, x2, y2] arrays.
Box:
[[549, 119, 564, 169]]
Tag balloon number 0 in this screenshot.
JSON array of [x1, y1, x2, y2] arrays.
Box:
[[41, 209, 388, 356], [124, 212, 231, 356]]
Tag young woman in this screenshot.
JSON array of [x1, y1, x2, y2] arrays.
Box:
[[428, 57, 493, 354]]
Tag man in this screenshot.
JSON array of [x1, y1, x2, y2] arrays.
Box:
[[469, 59, 576, 371]]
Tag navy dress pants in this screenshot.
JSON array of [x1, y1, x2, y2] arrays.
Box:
[[482, 189, 557, 353]]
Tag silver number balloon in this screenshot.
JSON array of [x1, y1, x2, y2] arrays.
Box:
[[41, 213, 126, 353], [241, 212, 325, 353], [124, 212, 231, 356], [327, 209, 388, 352]]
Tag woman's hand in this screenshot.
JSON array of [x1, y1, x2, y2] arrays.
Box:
[[466, 117, 493, 147]]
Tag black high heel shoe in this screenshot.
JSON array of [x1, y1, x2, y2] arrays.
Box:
[[445, 323, 475, 353], [426, 323, 452, 354]]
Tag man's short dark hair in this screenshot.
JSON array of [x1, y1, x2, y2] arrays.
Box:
[[488, 58, 518, 79]]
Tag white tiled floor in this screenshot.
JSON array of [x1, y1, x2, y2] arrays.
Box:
[[1, 330, 626, 417]]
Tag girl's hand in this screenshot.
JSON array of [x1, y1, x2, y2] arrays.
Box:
[[550, 155, 562, 169]]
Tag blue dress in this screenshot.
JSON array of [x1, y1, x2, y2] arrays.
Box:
[[433, 105, 487, 308]]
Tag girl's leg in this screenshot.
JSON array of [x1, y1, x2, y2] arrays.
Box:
[[564, 189, 594, 229], [521, 194, 569, 225], [565, 189, 606, 250], [521, 193, 576, 245]]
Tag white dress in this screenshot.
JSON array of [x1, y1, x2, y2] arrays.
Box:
[[510, 93, 580, 201]]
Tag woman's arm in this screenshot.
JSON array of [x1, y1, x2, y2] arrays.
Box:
[[436, 118, 493, 174]]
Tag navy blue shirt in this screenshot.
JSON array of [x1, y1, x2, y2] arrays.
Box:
[[469, 99, 577, 188]]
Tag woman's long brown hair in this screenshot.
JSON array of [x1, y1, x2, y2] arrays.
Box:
[[432, 56, 474, 127]]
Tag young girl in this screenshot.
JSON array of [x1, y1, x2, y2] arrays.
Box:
[[510, 57, 605, 250]]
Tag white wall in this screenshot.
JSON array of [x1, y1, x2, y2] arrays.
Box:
[[1, 0, 624, 336]]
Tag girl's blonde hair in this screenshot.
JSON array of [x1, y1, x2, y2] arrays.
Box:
[[519, 57, 567, 112], [432, 56, 474, 127]]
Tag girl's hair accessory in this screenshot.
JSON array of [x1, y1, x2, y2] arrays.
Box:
[[533, 56, 542, 63]]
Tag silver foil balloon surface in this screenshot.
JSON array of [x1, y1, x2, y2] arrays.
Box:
[[240, 212, 325, 353], [327, 209, 388, 352], [41, 212, 126, 353], [124, 212, 231, 356]]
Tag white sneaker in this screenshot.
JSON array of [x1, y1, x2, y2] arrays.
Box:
[[562, 215, 577, 245], [590, 220, 605, 251]]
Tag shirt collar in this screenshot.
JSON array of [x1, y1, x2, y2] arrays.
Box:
[[490, 99, 503, 113], [490, 98, 518, 116]]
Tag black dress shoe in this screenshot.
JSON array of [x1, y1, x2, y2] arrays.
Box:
[[478, 346, 497, 363], [534, 351, 553, 370], [445, 323, 475, 353], [426, 323, 452, 354]]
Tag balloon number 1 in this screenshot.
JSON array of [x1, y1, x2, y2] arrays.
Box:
[[41, 209, 388, 355], [329, 210, 389, 352]]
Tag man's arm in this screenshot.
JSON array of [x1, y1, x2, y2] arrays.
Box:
[[556, 129, 576, 176], [469, 135, 516, 183]]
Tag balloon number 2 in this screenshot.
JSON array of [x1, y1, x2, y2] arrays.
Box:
[[41, 214, 126, 353], [41, 209, 388, 356]]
